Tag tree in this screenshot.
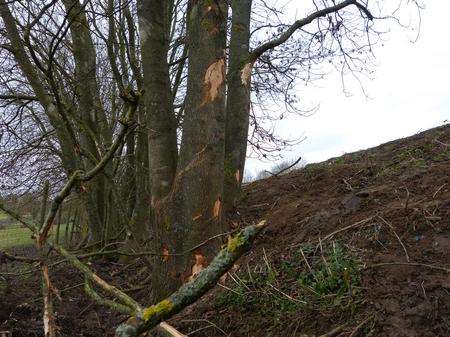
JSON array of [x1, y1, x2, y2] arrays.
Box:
[[0, 0, 419, 307]]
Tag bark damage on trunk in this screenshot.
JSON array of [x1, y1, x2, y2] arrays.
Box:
[[149, 0, 229, 301]]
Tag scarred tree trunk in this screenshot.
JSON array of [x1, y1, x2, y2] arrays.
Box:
[[224, 0, 253, 213], [150, 0, 228, 300]]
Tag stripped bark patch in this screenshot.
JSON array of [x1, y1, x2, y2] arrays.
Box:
[[208, 25, 220, 36], [235, 169, 240, 184], [213, 197, 221, 218], [201, 58, 225, 106], [42, 265, 56, 337], [241, 62, 253, 86], [162, 246, 170, 262], [188, 253, 206, 282]]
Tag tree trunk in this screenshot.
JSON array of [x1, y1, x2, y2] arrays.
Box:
[[138, 0, 178, 204], [62, 0, 121, 245], [150, 0, 229, 301], [129, 103, 151, 246], [224, 0, 253, 213]]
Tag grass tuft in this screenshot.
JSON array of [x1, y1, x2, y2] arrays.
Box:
[[216, 242, 362, 323]]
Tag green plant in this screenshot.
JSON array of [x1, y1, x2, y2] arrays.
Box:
[[333, 156, 346, 165], [216, 242, 362, 319], [297, 243, 361, 299]]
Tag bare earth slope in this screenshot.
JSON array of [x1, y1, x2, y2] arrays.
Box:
[[1, 124, 449, 337], [174, 124, 449, 337]]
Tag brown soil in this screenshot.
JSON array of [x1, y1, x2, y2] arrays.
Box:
[[1, 124, 449, 337]]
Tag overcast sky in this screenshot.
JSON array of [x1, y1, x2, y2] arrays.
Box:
[[245, 0, 450, 176]]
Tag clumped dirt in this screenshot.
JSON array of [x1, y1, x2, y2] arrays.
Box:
[[1, 124, 449, 337]]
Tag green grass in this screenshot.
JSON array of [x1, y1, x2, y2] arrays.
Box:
[[216, 242, 362, 320], [0, 223, 68, 250], [0, 211, 8, 221]]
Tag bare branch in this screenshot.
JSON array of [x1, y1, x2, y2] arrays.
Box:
[[249, 0, 373, 63]]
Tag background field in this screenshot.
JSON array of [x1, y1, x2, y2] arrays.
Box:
[[0, 211, 68, 249]]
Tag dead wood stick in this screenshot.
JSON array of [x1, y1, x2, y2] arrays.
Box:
[[322, 216, 374, 241], [41, 264, 57, 337], [157, 322, 188, 337], [0, 250, 39, 263], [317, 323, 347, 337], [349, 316, 372, 337], [365, 262, 449, 273], [51, 243, 141, 311], [378, 216, 410, 262]]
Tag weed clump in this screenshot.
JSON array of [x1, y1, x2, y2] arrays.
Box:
[[216, 242, 362, 321]]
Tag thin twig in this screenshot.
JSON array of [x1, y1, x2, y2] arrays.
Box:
[[322, 217, 374, 242], [299, 247, 312, 273], [265, 156, 302, 177], [378, 216, 410, 262], [318, 237, 332, 276], [432, 183, 447, 198], [365, 262, 449, 273], [349, 316, 372, 337], [317, 324, 347, 337]]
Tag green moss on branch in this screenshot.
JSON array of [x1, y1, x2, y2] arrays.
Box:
[[115, 220, 266, 337]]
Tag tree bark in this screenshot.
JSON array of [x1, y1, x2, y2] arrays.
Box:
[[129, 103, 151, 246], [138, 0, 178, 204], [62, 0, 122, 244], [224, 0, 253, 212], [150, 0, 229, 300]]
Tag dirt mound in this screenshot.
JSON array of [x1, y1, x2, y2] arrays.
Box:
[[1, 124, 449, 337], [174, 124, 450, 337]]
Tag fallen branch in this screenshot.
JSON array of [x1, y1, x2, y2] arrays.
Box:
[[322, 216, 374, 241], [317, 323, 347, 337], [365, 262, 449, 274], [0, 250, 39, 263], [157, 322, 188, 337], [115, 220, 267, 337], [84, 279, 134, 315], [51, 243, 141, 312]]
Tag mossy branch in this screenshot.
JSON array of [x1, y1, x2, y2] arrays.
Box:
[[115, 220, 266, 337], [84, 278, 135, 315]]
